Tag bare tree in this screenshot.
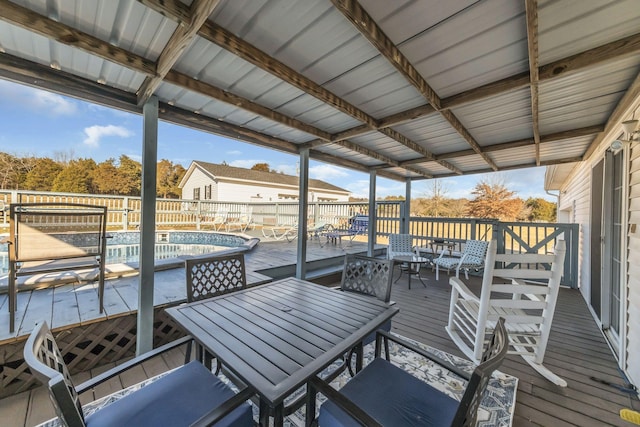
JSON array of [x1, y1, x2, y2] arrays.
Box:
[[423, 179, 449, 217]]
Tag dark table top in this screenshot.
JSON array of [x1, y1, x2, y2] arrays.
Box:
[[166, 277, 398, 407], [392, 255, 429, 263]]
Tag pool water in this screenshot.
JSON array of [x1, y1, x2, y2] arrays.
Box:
[[0, 230, 256, 275], [106, 243, 228, 264]]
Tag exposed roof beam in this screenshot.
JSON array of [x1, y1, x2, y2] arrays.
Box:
[[198, 22, 378, 128], [0, 1, 409, 172], [165, 70, 333, 141], [331, 0, 494, 171], [137, 0, 221, 106], [525, 0, 541, 166], [330, 0, 440, 110], [0, 0, 156, 76], [197, 20, 461, 174], [0, 53, 140, 114], [411, 155, 588, 181], [0, 51, 408, 183], [136, 0, 191, 23], [583, 71, 640, 161], [440, 110, 498, 170], [333, 31, 640, 141], [399, 125, 604, 165]]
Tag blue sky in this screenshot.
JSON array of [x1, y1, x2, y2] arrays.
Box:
[[0, 80, 554, 201]]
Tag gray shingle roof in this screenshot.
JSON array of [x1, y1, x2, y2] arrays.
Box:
[[193, 161, 349, 194]]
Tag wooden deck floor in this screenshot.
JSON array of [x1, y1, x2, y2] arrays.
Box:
[[0, 236, 368, 344], [1, 241, 635, 426]]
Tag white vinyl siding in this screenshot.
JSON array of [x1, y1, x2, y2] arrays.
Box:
[[626, 142, 640, 386], [558, 121, 640, 387]]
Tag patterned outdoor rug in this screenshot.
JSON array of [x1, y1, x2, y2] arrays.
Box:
[[38, 333, 517, 427]]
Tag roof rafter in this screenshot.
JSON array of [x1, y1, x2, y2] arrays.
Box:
[[583, 70, 640, 161], [399, 125, 604, 165], [197, 21, 460, 175], [0, 50, 409, 182], [525, 0, 541, 166], [329, 0, 440, 110], [332, 30, 640, 142], [0, 0, 156, 76], [0, 0, 422, 173], [137, 0, 222, 106], [165, 70, 333, 141], [330, 0, 497, 171]]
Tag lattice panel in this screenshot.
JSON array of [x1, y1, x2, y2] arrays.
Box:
[[0, 307, 186, 398], [341, 256, 392, 302], [186, 254, 246, 302]]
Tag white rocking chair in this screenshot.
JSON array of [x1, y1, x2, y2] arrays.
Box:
[[446, 239, 567, 387]]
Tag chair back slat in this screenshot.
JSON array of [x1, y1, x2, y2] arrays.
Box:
[[387, 233, 415, 259], [24, 322, 86, 427], [452, 318, 508, 426], [185, 253, 247, 302], [341, 255, 393, 302]]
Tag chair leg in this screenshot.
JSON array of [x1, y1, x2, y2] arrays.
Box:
[[435, 264, 440, 281], [184, 340, 193, 364], [305, 382, 318, 427]]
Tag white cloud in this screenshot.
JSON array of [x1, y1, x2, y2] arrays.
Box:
[[83, 125, 133, 147], [226, 150, 242, 156], [0, 80, 77, 115], [309, 164, 349, 181]]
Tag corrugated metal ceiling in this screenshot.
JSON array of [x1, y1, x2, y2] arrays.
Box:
[[0, 0, 639, 182]]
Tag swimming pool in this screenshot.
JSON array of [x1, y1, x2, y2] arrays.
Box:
[[0, 230, 259, 274]]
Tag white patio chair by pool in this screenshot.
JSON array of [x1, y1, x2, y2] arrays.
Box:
[[446, 239, 567, 386], [226, 207, 253, 233]]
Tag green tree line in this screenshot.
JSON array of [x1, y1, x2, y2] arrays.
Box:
[[0, 152, 186, 198]]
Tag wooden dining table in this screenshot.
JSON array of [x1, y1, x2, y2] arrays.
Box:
[[166, 276, 399, 427]]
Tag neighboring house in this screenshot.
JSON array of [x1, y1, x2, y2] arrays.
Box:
[[545, 105, 640, 388], [179, 161, 350, 203]]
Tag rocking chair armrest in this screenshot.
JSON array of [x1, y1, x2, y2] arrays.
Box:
[[449, 277, 479, 303], [76, 336, 193, 394], [374, 330, 470, 381]]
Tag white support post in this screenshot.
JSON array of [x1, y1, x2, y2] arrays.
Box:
[[137, 96, 158, 356], [296, 148, 309, 279]]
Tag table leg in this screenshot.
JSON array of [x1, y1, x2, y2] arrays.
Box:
[[273, 404, 284, 427], [259, 400, 269, 426]]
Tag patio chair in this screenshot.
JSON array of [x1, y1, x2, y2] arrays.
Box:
[[209, 209, 229, 231], [24, 321, 254, 427], [262, 222, 298, 241], [307, 318, 508, 427], [226, 207, 253, 233], [433, 239, 489, 280], [386, 233, 422, 280], [307, 221, 332, 242], [446, 240, 567, 386], [185, 253, 247, 372], [340, 254, 394, 376], [322, 214, 368, 247]]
